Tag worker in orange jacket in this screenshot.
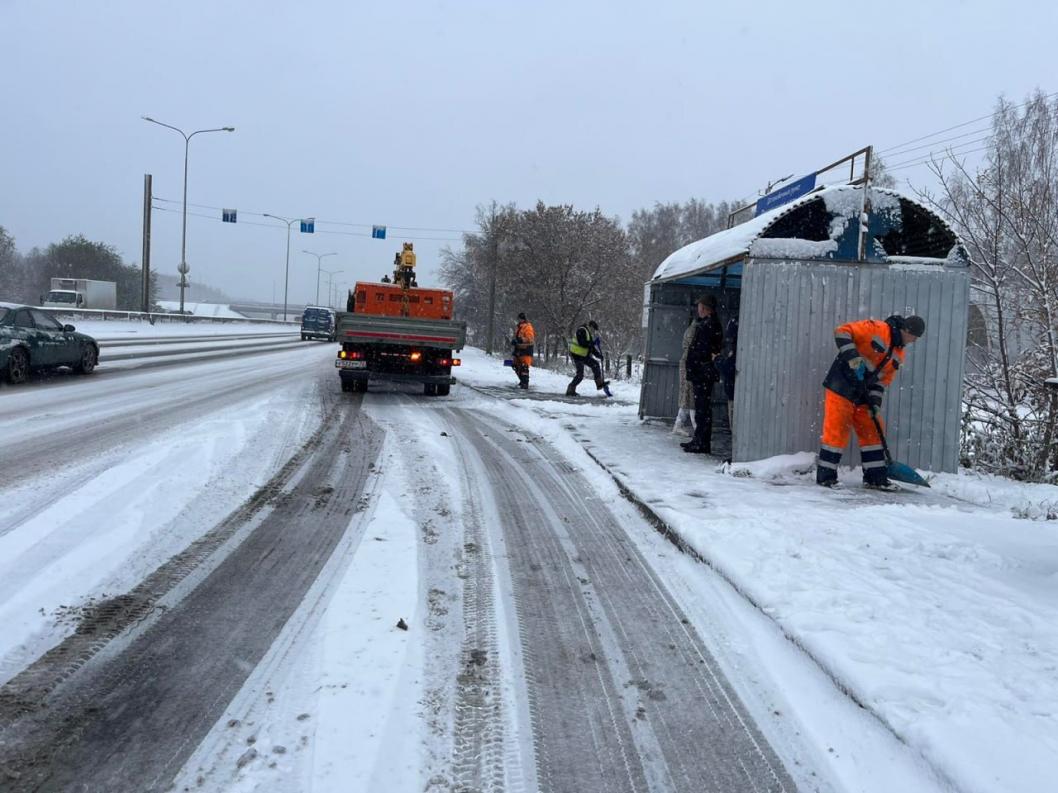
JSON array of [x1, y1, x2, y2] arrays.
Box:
[[511, 312, 535, 389], [817, 314, 925, 489]]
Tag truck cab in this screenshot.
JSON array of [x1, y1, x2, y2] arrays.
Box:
[[42, 290, 84, 308]]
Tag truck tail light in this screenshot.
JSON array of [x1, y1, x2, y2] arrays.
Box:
[[338, 350, 364, 360], [409, 351, 422, 363], [452, 358, 461, 367]]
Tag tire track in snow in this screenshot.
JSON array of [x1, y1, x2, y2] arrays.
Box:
[[0, 384, 383, 792], [445, 409, 797, 793]]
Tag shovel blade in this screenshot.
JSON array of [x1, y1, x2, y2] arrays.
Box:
[[887, 461, 931, 488]]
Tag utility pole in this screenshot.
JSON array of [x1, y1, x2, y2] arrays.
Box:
[[858, 145, 874, 262], [141, 173, 152, 313]]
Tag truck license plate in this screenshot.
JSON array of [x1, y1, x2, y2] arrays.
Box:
[[336, 360, 367, 369]]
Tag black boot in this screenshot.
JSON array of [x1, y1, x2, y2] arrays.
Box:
[[863, 468, 897, 491], [566, 384, 578, 397], [817, 467, 838, 488]]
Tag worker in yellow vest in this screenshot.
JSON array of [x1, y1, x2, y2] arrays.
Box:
[[566, 320, 611, 397]]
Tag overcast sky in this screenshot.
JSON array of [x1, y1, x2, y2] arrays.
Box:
[[1, 0, 1054, 304]]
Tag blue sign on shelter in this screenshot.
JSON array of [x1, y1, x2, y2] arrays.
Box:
[[300, 218, 315, 233], [755, 173, 817, 216], [372, 225, 386, 239]]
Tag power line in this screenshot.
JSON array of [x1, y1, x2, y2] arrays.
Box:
[[887, 136, 993, 169], [886, 145, 992, 173], [150, 204, 465, 242], [877, 90, 1057, 156], [152, 196, 476, 235], [882, 127, 992, 160]]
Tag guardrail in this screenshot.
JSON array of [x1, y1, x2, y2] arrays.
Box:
[[35, 306, 297, 326]]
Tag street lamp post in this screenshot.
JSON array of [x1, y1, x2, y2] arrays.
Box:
[[303, 250, 337, 305], [321, 268, 344, 309], [141, 116, 234, 314], [262, 213, 311, 322], [332, 281, 347, 310]]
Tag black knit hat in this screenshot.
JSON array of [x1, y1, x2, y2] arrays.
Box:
[[904, 315, 926, 337], [697, 294, 717, 309], [588, 319, 599, 330], [517, 312, 527, 320]]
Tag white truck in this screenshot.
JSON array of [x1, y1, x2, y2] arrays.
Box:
[[42, 278, 118, 311]]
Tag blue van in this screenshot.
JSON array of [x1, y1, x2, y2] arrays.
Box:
[[301, 306, 337, 342]]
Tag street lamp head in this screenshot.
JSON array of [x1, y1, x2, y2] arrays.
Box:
[[141, 115, 155, 122], [223, 127, 235, 132]]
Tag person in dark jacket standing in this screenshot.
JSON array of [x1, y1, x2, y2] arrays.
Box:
[[566, 320, 612, 397], [681, 295, 724, 454]]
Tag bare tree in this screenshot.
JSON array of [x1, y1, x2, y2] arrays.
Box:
[[918, 91, 1058, 480]]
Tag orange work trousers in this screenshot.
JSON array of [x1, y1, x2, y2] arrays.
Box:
[[820, 389, 883, 455]]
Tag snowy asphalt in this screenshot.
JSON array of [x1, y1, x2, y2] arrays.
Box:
[[445, 408, 793, 792], [0, 348, 801, 791], [0, 366, 383, 791]]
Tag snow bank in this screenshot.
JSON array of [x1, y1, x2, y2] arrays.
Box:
[[72, 319, 295, 341], [156, 301, 249, 318]]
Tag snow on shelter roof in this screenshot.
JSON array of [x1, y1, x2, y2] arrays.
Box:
[[650, 184, 945, 283]]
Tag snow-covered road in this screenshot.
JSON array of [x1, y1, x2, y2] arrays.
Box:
[[0, 341, 337, 682], [1, 345, 1054, 793]]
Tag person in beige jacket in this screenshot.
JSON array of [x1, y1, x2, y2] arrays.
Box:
[[672, 313, 697, 435]]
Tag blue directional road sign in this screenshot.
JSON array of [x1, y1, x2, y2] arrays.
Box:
[[222, 209, 237, 223], [372, 225, 387, 239], [300, 218, 315, 233]]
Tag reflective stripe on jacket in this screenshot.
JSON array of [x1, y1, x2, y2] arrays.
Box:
[[822, 318, 906, 404]]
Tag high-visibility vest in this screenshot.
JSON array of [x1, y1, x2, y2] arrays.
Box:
[[569, 326, 593, 357]]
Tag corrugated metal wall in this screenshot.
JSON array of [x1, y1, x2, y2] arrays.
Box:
[[733, 260, 970, 472]]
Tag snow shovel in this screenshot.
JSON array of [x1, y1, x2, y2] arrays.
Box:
[[869, 408, 930, 488]]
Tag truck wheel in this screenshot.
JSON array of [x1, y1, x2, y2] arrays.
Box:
[[6, 348, 29, 384], [301, 334, 307, 341], [424, 383, 437, 396], [355, 379, 368, 393], [74, 344, 97, 374], [436, 384, 451, 396], [341, 378, 353, 392]]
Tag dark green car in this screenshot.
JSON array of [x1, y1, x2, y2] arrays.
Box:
[[0, 305, 99, 385]]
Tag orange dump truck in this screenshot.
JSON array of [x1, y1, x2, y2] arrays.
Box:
[[335, 250, 467, 396]]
